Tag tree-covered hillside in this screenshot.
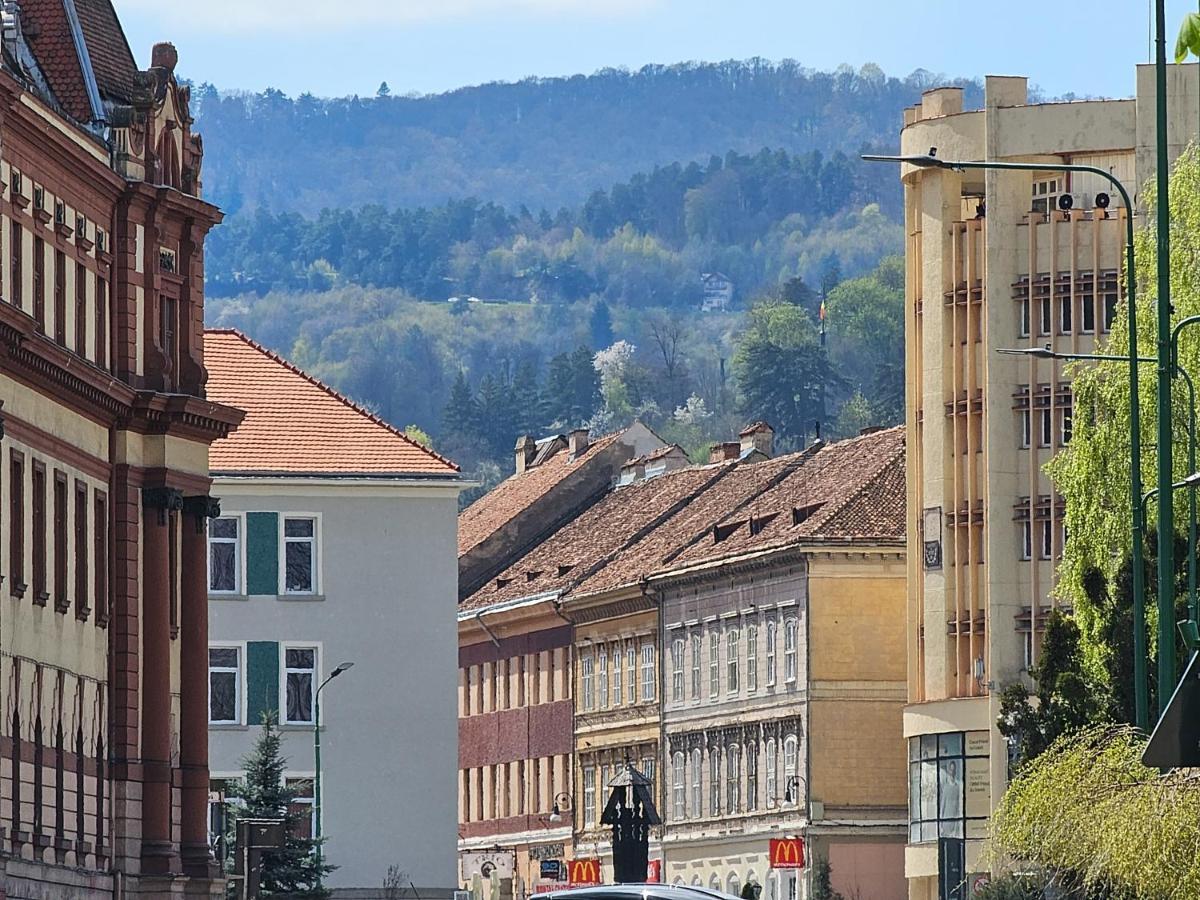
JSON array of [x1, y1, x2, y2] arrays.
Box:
[[193, 60, 981, 216]]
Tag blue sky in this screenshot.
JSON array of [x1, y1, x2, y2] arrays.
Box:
[[113, 0, 1195, 100]]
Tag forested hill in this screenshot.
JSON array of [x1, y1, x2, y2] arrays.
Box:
[[192, 60, 982, 217]]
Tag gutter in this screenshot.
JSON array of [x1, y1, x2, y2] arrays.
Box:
[[456, 590, 562, 624], [61, 0, 104, 124]]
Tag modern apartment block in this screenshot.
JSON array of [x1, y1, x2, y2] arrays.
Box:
[[203, 330, 464, 894], [898, 68, 1197, 899]]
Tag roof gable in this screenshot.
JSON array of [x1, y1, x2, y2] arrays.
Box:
[[204, 329, 459, 477]]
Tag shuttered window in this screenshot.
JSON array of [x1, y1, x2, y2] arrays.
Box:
[[246, 640, 280, 725], [245, 512, 278, 595]]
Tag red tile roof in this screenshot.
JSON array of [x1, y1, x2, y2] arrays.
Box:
[[73, 0, 135, 102], [460, 427, 905, 610], [204, 329, 459, 477], [457, 430, 627, 557]]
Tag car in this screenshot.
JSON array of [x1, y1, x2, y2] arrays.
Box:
[[538, 884, 748, 900]]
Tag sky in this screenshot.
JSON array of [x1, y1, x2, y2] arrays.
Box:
[[112, 0, 1197, 100]]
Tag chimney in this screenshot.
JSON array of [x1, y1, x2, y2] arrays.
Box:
[[709, 442, 741, 464], [515, 435, 536, 474], [568, 428, 590, 459], [151, 42, 179, 72], [739, 422, 774, 458]]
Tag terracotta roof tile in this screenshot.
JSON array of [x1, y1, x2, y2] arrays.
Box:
[[73, 0, 135, 102], [21, 0, 91, 120], [204, 329, 459, 477], [457, 431, 625, 557]]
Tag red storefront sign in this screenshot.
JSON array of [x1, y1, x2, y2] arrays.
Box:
[[568, 858, 602, 886], [769, 838, 806, 869], [646, 859, 662, 883]]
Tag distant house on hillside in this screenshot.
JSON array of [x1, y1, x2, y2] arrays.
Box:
[[700, 272, 735, 311]]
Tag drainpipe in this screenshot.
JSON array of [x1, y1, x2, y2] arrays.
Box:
[[474, 610, 502, 649], [646, 574, 668, 883]]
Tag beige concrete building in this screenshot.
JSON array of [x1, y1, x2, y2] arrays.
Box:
[[899, 67, 1198, 899]]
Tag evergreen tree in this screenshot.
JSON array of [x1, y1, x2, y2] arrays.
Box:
[[544, 346, 602, 428], [510, 358, 545, 436], [442, 370, 479, 439], [229, 712, 333, 898], [589, 300, 615, 349], [377, 81, 391, 98]]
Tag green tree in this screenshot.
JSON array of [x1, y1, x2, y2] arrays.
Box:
[[590, 300, 614, 349], [228, 712, 332, 898], [998, 610, 1104, 769], [442, 370, 479, 441], [544, 346, 602, 427], [810, 857, 845, 900]]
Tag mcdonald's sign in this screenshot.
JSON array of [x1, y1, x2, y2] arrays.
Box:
[[769, 838, 806, 869], [568, 858, 602, 886]]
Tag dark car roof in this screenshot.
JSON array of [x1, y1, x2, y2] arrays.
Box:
[[540, 886, 744, 900]]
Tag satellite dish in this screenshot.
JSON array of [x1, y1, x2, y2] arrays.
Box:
[[1095, 192, 1111, 209], [1057, 193, 1074, 211]]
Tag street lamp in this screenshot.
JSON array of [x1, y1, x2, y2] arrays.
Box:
[[548, 792, 573, 824], [865, 151, 1151, 730], [314, 661, 354, 881]]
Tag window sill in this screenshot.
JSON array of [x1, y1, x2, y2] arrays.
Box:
[[209, 723, 249, 731], [277, 593, 325, 602], [209, 593, 250, 602]]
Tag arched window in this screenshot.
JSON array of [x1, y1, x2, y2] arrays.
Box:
[[727, 743, 741, 813], [690, 747, 702, 816], [784, 619, 798, 682], [765, 738, 777, 805], [746, 741, 758, 810], [673, 877, 685, 886], [765, 621, 777, 686], [672, 751, 686, 820], [746, 872, 758, 900], [709, 874, 721, 892], [692, 875, 702, 888], [728, 873, 741, 897], [784, 734, 798, 805], [709, 747, 722, 815], [727, 629, 740, 693]]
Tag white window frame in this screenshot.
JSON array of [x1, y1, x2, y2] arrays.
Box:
[[784, 619, 798, 683], [279, 513, 321, 596], [746, 742, 758, 810], [709, 630, 720, 698], [1038, 408, 1052, 448], [583, 766, 596, 827], [709, 748, 721, 815], [690, 748, 702, 816], [727, 629, 740, 694], [1040, 519, 1053, 560], [766, 621, 777, 687], [280, 642, 321, 726], [1020, 410, 1031, 449], [727, 743, 740, 813], [581, 651, 595, 711], [690, 632, 702, 700], [672, 751, 686, 820], [626, 645, 636, 705], [671, 637, 685, 703], [746, 625, 758, 693], [285, 772, 318, 839], [207, 513, 244, 595], [765, 739, 777, 806], [783, 735, 798, 806], [598, 648, 608, 709], [1021, 521, 1033, 561], [640, 642, 655, 702], [208, 641, 246, 725], [611, 642, 623, 706]]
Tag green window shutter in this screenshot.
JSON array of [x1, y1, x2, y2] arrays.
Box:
[[246, 512, 278, 595], [246, 641, 279, 725]]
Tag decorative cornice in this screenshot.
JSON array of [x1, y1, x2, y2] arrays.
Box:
[[182, 495, 220, 519], [142, 486, 183, 511]]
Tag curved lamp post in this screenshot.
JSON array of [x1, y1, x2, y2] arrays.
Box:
[[314, 661, 354, 882], [548, 792, 573, 824], [864, 151, 1150, 730]]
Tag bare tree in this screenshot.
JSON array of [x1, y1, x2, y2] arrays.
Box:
[[646, 313, 688, 410], [383, 865, 411, 900]]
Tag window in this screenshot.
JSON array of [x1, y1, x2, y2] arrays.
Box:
[[53, 471, 67, 611], [208, 516, 241, 594], [690, 633, 701, 699], [709, 749, 721, 815], [33, 236, 43, 327], [74, 482, 87, 617], [10, 451, 24, 595], [1059, 294, 1072, 334], [766, 621, 777, 687], [1103, 289, 1118, 332], [1020, 410, 1031, 448], [1038, 297, 1051, 336], [746, 742, 758, 810], [626, 644, 636, 705], [10, 220, 21, 311], [1038, 408, 1052, 447], [95, 275, 106, 368], [727, 744, 740, 813], [160, 295, 177, 371], [612, 642, 622, 706], [640, 642, 655, 701], [672, 752, 686, 819], [1062, 406, 1074, 445], [581, 651, 595, 711], [94, 490, 107, 621], [598, 649, 608, 709], [690, 748, 702, 816], [283, 646, 316, 724], [747, 625, 758, 692], [1082, 288, 1096, 333], [784, 619, 797, 683], [728, 874, 741, 898], [727, 630, 740, 693], [1039, 519, 1053, 560], [1018, 297, 1030, 337], [709, 631, 720, 697], [1020, 522, 1032, 560], [208, 646, 241, 724], [765, 740, 777, 807], [286, 777, 316, 840], [282, 516, 317, 594], [75, 262, 86, 354], [32, 462, 46, 603], [583, 766, 596, 827], [909, 733, 987, 843], [783, 735, 798, 805], [642, 755, 655, 790], [53, 250, 65, 344], [671, 638, 684, 702]]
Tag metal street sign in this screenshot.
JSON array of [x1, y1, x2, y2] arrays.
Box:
[[1143, 650, 1200, 767]]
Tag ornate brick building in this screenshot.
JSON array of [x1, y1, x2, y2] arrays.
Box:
[[0, 1, 239, 896]]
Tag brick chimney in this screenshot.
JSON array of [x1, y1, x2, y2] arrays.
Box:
[[739, 422, 774, 458], [515, 435, 537, 474], [709, 442, 741, 464], [568, 428, 590, 459]]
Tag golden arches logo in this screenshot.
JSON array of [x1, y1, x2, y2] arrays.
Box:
[[569, 859, 601, 885], [769, 838, 806, 869]]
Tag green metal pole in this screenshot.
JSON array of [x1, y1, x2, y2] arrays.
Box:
[[1179, 366, 1198, 621], [314, 684, 323, 879], [1155, 0, 1177, 715]]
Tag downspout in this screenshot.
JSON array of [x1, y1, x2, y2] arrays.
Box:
[[473, 610, 502, 649], [803, 555, 814, 900], [61, 0, 105, 125], [646, 573, 667, 883]]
